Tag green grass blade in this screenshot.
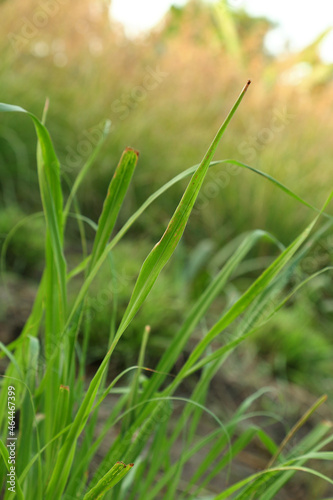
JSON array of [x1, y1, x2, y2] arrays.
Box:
[[0, 106, 67, 459], [0, 103, 66, 319], [88, 147, 139, 273], [116, 81, 251, 339], [83, 462, 134, 500]]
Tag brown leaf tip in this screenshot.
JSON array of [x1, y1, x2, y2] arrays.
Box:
[[125, 147, 139, 157], [242, 80, 251, 93]]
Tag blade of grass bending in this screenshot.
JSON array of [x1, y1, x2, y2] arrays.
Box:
[[149, 369, 265, 492], [269, 266, 333, 319], [158, 380, 275, 498], [145, 431, 223, 500], [0, 104, 67, 471], [0, 103, 66, 317], [226, 159, 333, 219]]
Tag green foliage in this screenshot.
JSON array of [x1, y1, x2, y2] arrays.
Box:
[[1, 0, 333, 251], [0, 84, 333, 500]]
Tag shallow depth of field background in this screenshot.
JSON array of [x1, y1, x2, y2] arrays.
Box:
[[1, 0, 333, 449]]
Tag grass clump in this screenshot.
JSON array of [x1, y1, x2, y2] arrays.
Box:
[[0, 82, 333, 499]]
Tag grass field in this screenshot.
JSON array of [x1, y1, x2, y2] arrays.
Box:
[[1, 1, 333, 498], [0, 78, 333, 498]]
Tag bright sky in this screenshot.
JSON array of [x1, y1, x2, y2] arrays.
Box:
[[110, 0, 333, 63]]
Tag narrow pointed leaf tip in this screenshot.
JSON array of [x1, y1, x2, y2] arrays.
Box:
[[117, 82, 251, 336]]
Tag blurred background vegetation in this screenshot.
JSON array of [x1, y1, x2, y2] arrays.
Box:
[[0, 0, 333, 396]]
